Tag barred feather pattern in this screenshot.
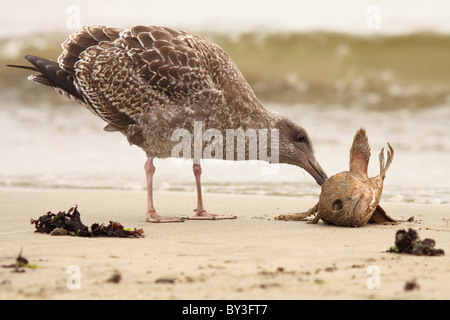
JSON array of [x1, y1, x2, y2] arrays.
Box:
[[54, 25, 271, 157]]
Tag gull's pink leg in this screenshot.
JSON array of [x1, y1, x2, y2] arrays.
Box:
[[188, 160, 237, 220], [145, 157, 184, 223]]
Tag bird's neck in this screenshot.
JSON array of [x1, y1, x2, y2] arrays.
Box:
[[224, 85, 278, 130]]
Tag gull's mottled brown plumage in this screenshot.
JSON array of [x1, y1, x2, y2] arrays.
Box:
[[35, 25, 271, 159]]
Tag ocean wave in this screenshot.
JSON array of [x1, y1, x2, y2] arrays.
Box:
[[2, 31, 450, 109]]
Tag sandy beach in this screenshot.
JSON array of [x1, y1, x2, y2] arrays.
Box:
[[0, 187, 449, 300]]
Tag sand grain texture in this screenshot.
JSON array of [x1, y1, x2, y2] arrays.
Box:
[[0, 188, 449, 299]]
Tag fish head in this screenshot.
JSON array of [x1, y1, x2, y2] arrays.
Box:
[[317, 171, 378, 227], [312, 129, 394, 227]]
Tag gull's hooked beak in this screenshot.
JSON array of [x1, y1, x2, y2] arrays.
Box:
[[298, 149, 328, 186], [307, 158, 328, 186]]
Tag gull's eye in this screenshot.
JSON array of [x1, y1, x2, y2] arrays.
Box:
[[297, 134, 306, 143]]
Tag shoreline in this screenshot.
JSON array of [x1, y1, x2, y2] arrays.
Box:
[[0, 187, 449, 299]]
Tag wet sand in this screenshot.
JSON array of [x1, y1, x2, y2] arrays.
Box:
[[0, 188, 449, 299]]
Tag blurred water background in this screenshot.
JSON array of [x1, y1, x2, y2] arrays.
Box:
[[1, 0, 449, 204]]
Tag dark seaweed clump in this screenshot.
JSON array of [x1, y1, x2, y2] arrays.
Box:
[[388, 228, 444, 256], [30, 206, 144, 238]]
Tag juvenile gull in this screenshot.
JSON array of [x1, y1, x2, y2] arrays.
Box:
[[8, 25, 327, 223]]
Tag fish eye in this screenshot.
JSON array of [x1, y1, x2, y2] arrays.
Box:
[[297, 134, 306, 143]]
